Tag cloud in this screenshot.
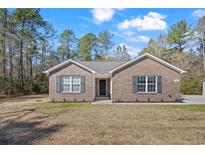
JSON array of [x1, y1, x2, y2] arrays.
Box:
[[91, 8, 115, 24], [117, 12, 167, 31], [122, 31, 135, 36], [79, 24, 88, 28], [78, 16, 90, 21], [116, 11, 126, 18], [91, 8, 125, 24], [192, 9, 205, 18], [126, 35, 150, 43], [120, 43, 141, 58], [120, 31, 150, 43], [116, 8, 126, 11]]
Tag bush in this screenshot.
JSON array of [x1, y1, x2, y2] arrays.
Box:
[[0, 73, 48, 96], [180, 75, 203, 95], [32, 74, 48, 94]]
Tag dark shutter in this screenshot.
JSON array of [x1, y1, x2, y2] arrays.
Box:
[[133, 76, 137, 93], [157, 76, 162, 93], [81, 76, 85, 93], [56, 76, 61, 93]]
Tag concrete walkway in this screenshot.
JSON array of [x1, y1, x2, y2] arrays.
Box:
[[182, 95, 205, 104], [91, 95, 205, 105], [91, 100, 112, 104]]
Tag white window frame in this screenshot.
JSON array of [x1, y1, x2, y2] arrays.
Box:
[[136, 76, 146, 93], [61, 75, 81, 93], [136, 76, 158, 93]]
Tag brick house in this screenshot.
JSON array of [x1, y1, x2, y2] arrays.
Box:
[[43, 53, 186, 102]]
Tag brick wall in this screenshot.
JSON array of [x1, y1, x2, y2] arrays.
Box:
[[112, 57, 181, 102], [49, 63, 93, 102]]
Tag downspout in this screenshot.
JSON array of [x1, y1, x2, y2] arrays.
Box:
[[92, 73, 96, 101], [110, 74, 113, 101]]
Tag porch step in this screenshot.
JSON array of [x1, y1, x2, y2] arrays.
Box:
[[95, 97, 111, 101]]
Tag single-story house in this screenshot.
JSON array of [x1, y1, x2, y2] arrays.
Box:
[[43, 53, 186, 102]]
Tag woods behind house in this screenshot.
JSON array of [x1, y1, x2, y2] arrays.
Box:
[[0, 9, 204, 95]]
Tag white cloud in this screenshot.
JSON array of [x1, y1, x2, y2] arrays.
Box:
[[126, 35, 150, 43], [116, 8, 126, 11], [79, 24, 88, 28], [78, 16, 90, 21], [120, 43, 141, 58], [122, 31, 135, 36], [91, 8, 115, 24], [192, 9, 205, 18], [117, 12, 167, 31]]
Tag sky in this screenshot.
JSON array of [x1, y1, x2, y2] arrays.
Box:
[[39, 8, 205, 58]]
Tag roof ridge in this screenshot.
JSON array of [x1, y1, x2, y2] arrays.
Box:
[[79, 61, 127, 62]]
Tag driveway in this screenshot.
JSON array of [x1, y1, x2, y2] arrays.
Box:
[[182, 95, 205, 104]]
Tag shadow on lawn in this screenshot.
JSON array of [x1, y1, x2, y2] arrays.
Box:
[[0, 109, 64, 145]]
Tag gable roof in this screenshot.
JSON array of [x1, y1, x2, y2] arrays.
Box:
[[43, 59, 96, 74], [78, 61, 127, 74], [43, 53, 186, 74], [110, 53, 186, 74]]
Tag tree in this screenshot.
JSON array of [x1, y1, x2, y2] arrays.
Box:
[[97, 31, 115, 59], [0, 9, 9, 77], [79, 33, 97, 61], [27, 9, 45, 91], [12, 9, 45, 91], [167, 20, 190, 52], [141, 34, 169, 58], [113, 44, 131, 61], [195, 16, 205, 73], [57, 29, 78, 62], [39, 22, 57, 72], [0, 8, 58, 95]]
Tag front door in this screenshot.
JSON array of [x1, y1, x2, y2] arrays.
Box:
[[99, 79, 106, 96]]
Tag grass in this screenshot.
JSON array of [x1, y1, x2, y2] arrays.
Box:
[[1, 99, 205, 144], [168, 105, 205, 112], [34, 102, 92, 110]]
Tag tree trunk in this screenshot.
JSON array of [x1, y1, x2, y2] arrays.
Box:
[[19, 23, 25, 88], [203, 41, 205, 74], [2, 10, 7, 77], [29, 52, 32, 77], [8, 44, 13, 81], [19, 39, 24, 87], [41, 41, 45, 72], [179, 44, 183, 52]]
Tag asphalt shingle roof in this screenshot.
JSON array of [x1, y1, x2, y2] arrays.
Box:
[[78, 61, 127, 74]]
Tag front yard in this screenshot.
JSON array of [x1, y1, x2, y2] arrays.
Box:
[[1, 96, 205, 144]]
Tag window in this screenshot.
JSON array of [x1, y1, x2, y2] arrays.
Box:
[[147, 76, 157, 92], [62, 76, 71, 92], [61, 76, 81, 93], [72, 76, 81, 92], [136, 76, 146, 92], [135, 76, 157, 93]]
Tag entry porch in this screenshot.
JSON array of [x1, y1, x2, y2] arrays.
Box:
[[94, 78, 111, 100]]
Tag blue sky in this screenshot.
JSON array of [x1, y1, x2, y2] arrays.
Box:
[[39, 8, 205, 57]]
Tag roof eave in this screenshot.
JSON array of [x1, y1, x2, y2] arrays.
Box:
[[109, 53, 186, 74], [42, 59, 96, 74]]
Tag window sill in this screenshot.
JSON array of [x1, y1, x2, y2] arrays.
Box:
[[61, 92, 81, 94], [137, 92, 158, 94]]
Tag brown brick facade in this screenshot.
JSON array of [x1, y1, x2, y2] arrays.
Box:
[[48, 56, 182, 102], [112, 57, 181, 102], [49, 63, 94, 102]]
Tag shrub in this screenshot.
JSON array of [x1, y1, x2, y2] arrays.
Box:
[[32, 74, 48, 94], [180, 75, 203, 95]]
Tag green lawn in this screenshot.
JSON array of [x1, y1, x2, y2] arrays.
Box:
[[34, 102, 92, 110], [168, 105, 205, 112], [2, 101, 205, 144]]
